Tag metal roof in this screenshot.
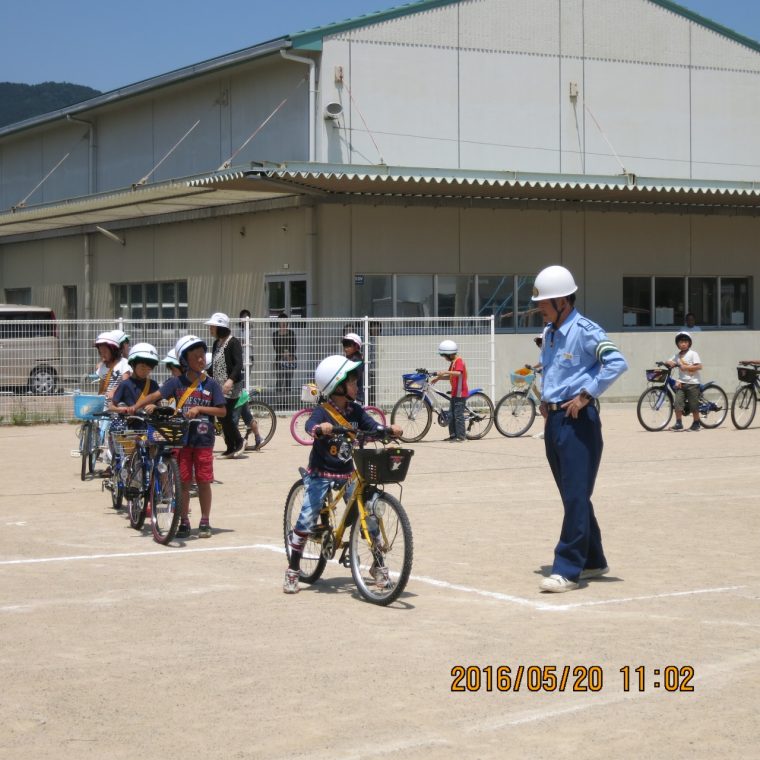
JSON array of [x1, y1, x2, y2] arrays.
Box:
[[0, 171, 291, 240], [0, 38, 291, 139], [289, 0, 760, 53], [243, 163, 760, 209], [4, 163, 760, 243]]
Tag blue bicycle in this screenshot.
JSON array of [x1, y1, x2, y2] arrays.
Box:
[[390, 368, 494, 442], [636, 361, 727, 431], [124, 409, 188, 545]]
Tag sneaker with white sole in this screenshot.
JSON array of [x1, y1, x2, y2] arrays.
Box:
[[369, 562, 391, 590], [540, 574, 579, 593], [579, 566, 609, 580], [283, 569, 300, 594]]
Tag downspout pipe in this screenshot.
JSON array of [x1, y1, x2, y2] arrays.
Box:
[[280, 50, 316, 162]]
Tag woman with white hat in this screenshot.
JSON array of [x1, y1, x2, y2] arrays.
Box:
[[206, 312, 245, 458]]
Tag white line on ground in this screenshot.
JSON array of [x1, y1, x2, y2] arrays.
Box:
[[0, 543, 745, 614]]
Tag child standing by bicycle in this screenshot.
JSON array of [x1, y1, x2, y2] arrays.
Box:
[[666, 331, 703, 432], [284, 354, 402, 594], [431, 339, 468, 442], [136, 336, 226, 539], [109, 343, 160, 413]]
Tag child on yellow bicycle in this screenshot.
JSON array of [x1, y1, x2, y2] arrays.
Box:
[[284, 354, 402, 594]]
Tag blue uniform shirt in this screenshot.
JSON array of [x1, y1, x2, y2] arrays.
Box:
[[540, 309, 628, 402]]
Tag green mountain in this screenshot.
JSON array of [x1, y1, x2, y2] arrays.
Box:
[[0, 82, 101, 128]]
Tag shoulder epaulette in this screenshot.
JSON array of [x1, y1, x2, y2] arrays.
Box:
[[577, 317, 594, 330]]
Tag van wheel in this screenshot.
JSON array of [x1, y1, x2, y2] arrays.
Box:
[[28, 367, 57, 395]]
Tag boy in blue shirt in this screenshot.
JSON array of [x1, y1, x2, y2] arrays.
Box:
[[109, 343, 160, 412], [284, 354, 402, 594], [136, 336, 226, 539]]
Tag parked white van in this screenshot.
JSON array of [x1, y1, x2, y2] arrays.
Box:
[[0, 304, 62, 394]]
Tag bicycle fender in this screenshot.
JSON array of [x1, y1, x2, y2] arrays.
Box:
[[468, 388, 484, 396]]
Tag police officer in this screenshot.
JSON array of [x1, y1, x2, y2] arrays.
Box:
[[532, 265, 628, 593]]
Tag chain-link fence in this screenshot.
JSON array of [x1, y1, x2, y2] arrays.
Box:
[[0, 316, 494, 424]]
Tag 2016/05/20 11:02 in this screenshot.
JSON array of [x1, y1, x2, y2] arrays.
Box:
[[450, 665, 695, 693]]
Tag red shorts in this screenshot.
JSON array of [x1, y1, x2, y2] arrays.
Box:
[[177, 446, 214, 483]]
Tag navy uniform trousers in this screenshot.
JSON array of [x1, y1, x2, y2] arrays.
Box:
[[544, 404, 607, 581]]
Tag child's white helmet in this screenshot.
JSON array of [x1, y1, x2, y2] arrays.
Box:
[[128, 342, 159, 366], [438, 340, 458, 356], [315, 355, 362, 397]]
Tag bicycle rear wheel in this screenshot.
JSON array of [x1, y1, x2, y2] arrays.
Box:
[[237, 400, 277, 449], [494, 391, 537, 437], [283, 479, 327, 584], [151, 456, 182, 545], [349, 492, 413, 606], [390, 394, 432, 442], [636, 387, 673, 431], [363, 405, 387, 427], [464, 391, 494, 439], [699, 383, 728, 429], [126, 450, 148, 530], [108, 462, 123, 509], [731, 384, 757, 429], [290, 408, 313, 446]]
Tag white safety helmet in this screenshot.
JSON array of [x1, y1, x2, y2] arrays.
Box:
[[162, 349, 181, 368], [531, 265, 578, 301], [174, 335, 208, 366], [438, 339, 458, 356], [342, 332, 363, 349], [675, 331, 692, 347], [315, 355, 362, 397], [128, 342, 160, 367], [111, 329, 130, 345], [205, 312, 230, 329], [94, 330, 119, 349]]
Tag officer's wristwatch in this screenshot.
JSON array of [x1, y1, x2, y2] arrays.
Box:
[[579, 390, 594, 404]]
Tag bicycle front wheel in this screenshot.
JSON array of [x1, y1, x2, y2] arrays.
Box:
[[290, 408, 312, 446], [126, 450, 148, 530], [109, 463, 123, 509], [464, 392, 494, 439], [699, 383, 728, 429], [283, 479, 327, 584], [390, 394, 432, 442], [731, 384, 757, 429], [151, 456, 182, 545], [349, 492, 413, 606], [363, 405, 387, 427], [636, 387, 673, 431], [238, 400, 277, 449], [494, 391, 537, 437]]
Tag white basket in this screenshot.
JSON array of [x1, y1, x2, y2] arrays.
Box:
[[301, 383, 319, 403], [510, 371, 534, 387]]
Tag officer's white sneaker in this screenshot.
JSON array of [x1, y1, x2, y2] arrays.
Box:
[[540, 574, 579, 593], [579, 566, 609, 580]]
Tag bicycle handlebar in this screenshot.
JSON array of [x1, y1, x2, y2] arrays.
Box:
[[314, 425, 399, 444]]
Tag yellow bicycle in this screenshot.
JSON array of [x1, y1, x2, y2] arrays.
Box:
[[283, 428, 414, 606]]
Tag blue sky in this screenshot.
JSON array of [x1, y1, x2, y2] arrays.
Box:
[[2, 1, 760, 92]]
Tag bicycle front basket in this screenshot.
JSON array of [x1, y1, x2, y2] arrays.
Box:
[[737, 366, 758, 383], [73, 393, 106, 420], [353, 447, 414, 484], [645, 368, 668, 383], [147, 414, 188, 446], [510, 369, 535, 387], [402, 373, 426, 392]]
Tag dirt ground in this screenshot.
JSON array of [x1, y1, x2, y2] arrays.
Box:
[[1, 406, 759, 759]]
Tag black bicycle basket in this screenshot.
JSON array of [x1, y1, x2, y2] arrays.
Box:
[[353, 447, 414, 484], [645, 367, 669, 383], [737, 365, 758, 383], [147, 413, 188, 446]]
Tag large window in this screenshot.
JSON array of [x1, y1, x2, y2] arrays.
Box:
[[114, 281, 188, 322], [353, 273, 540, 330], [623, 276, 749, 328], [4, 288, 31, 305]]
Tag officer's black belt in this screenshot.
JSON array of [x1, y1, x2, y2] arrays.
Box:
[[546, 400, 575, 412]]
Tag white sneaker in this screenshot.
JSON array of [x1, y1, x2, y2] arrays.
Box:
[[540, 574, 579, 593], [369, 562, 392, 589], [579, 566, 609, 580], [283, 569, 300, 594]]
